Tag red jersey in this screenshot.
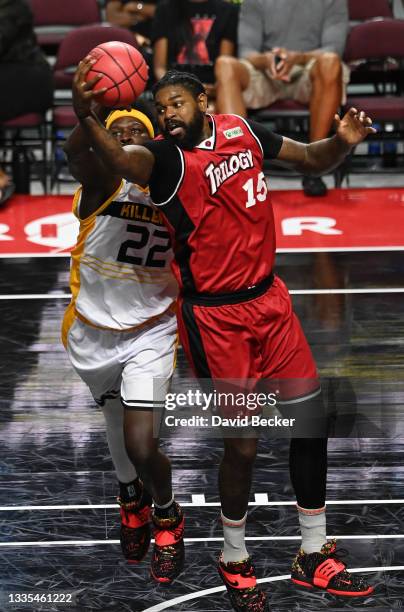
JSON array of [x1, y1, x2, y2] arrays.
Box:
[[145, 114, 283, 294]]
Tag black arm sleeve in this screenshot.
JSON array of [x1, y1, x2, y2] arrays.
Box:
[[143, 140, 183, 205], [244, 119, 284, 159]]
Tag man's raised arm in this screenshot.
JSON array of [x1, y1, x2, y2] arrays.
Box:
[[277, 107, 376, 176], [72, 57, 155, 186]]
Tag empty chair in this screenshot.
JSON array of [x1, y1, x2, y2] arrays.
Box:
[[348, 0, 393, 21], [53, 23, 138, 89], [342, 19, 404, 182], [30, 0, 101, 50], [345, 18, 404, 64], [0, 113, 48, 193], [344, 18, 404, 115], [344, 17, 404, 93]]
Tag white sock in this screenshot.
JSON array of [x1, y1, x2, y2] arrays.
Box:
[[221, 512, 249, 564], [100, 398, 137, 483], [298, 505, 327, 553], [154, 496, 174, 510], [153, 497, 177, 521]]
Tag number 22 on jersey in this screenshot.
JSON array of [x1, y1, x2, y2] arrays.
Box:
[[117, 223, 171, 268]]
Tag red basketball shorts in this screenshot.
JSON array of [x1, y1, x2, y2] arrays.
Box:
[[177, 275, 320, 405]]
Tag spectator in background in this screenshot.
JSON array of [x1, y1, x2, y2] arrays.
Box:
[[152, 0, 238, 101], [105, 1, 160, 45], [0, 0, 53, 204], [105, 1, 162, 85], [393, 0, 404, 18], [215, 0, 349, 196]]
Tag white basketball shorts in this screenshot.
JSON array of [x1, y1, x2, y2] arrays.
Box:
[[65, 310, 177, 410]]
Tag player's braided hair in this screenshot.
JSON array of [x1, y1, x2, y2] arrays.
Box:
[[152, 70, 206, 99]]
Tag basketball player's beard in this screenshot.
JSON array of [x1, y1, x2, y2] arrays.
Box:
[[163, 110, 205, 150]]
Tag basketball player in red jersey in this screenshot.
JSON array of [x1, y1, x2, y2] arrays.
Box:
[[72, 61, 376, 612]]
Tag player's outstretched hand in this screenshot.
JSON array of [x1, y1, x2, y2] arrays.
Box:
[[72, 57, 108, 120], [335, 108, 377, 146]]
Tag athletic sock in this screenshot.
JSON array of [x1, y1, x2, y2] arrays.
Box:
[[221, 511, 249, 564], [297, 505, 327, 553], [153, 497, 179, 522], [100, 398, 137, 484], [119, 478, 143, 504]]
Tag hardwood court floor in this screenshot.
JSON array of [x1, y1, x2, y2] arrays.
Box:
[[0, 189, 403, 611]]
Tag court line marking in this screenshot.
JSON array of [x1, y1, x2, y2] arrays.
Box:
[[277, 246, 404, 253], [1, 288, 404, 301], [142, 566, 403, 612], [1, 499, 404, 511], [0, 294, 71, 300], [0, 253, 71, 259], [292, 288, 404, 294], [1, 535, 404, 548], [1, 246, 404, 259]]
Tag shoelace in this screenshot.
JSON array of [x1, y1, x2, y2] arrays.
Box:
[[325, 547, 365, 584], [121, 507, 135, 520], [327, 547, 349, 568], [234, 559, 254, 578], [136, 505, 151, 521], [155, 519, 183, 542], [120, 502, 151, 532], [239, 587, 266, 610], [118, 497, 138, 509], [226, 560, 266, 610], [171, 522, 184, 540], [155, 545, 179, 573], [327, 547, 348, 564]]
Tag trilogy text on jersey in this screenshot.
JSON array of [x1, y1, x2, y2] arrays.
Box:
[[204, 149, 254, 196]]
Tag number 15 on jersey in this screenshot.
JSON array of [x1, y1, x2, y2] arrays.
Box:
[[243, 172, 268, 208]]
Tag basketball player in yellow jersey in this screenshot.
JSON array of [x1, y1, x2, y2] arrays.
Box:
[[62, 102, 185, 584]]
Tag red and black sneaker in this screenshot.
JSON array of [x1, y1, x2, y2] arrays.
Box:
[[218, 554, 269, 611], [118, 496, 152, 564], [291, 539, 374, 597], [150, 502, 185, 584]]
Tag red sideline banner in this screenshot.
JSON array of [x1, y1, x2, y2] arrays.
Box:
[[0, 195, 75, 255], [0, 188, 404, 256]]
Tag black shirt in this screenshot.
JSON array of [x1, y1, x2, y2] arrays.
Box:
[[0, 0, 49, 65], [106, 0, 161, 38], [143, 118, 283, 205], [151, 0, 238, 66]]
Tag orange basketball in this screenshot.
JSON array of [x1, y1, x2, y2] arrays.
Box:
[[85, 41, 149, 107]]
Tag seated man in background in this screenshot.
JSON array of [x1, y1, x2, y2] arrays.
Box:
[[152, 0, 238, 103], [215, 0, 349, 196], [0, 0, 53, 204]]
